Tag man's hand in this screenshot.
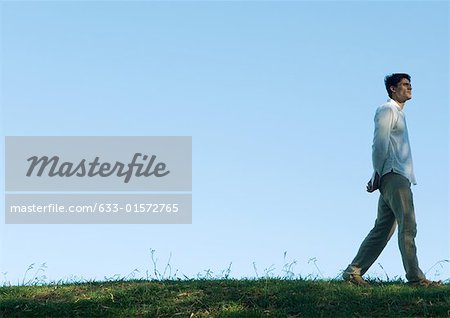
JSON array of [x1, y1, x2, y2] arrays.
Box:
[[367, 172, 380, 193]]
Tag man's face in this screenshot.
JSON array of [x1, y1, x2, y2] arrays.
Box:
[[391, 78, 412, 103]]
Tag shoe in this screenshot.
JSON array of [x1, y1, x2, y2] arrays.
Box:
[[407, 279, 443, 288], [343, 273, 369, 286]]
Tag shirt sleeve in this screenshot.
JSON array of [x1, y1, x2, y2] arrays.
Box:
[[372, 106, 396, 178]]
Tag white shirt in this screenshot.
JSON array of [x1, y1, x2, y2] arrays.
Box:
[[371, 98, 416, 185]]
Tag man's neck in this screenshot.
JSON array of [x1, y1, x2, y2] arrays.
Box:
[[392, 98, 405, 110]]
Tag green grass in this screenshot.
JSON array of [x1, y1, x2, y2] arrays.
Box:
[[1, 278, 449, 317]]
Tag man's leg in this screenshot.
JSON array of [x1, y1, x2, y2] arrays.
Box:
[[344, 195, 397, 278], [379, 173, 425, 282]]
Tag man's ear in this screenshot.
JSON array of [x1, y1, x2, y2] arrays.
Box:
[[390, 85, 396, 95]]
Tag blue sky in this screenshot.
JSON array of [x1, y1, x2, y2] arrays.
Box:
[[1, 1, 449, 284]]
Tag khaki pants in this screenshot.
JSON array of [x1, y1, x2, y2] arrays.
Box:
[[344, 172, 425, 282]]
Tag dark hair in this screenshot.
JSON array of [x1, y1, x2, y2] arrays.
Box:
[[384, 73, 411, 98]]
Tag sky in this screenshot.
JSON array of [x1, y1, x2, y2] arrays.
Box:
[[0, 0, 449, 285]]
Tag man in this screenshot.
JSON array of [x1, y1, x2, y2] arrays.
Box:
[[342, 73, 441, 287]]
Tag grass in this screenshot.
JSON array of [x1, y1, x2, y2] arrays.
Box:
[[1, 253, 449, 317], [1, 278, 450, 317]]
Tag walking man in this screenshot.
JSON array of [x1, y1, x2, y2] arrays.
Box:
[[343, 73, 441, 287]]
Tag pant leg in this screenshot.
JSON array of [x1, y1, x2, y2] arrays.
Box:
[[379, 173, 425, 282], [344, 194, 397, 276]]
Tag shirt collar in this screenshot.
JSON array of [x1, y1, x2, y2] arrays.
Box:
[[387, 98, 403, 111]]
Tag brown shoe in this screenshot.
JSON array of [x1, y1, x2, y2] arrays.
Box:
[[407, 279, 443, 288], [343, 273, 369, 286]]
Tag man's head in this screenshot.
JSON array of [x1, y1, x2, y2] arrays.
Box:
[[384, 73, 412, 103]]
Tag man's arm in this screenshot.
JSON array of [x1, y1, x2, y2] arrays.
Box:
[[367, 106, 395, 192]]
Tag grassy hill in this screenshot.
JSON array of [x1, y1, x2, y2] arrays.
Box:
[[1, 278, 449, 317]]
